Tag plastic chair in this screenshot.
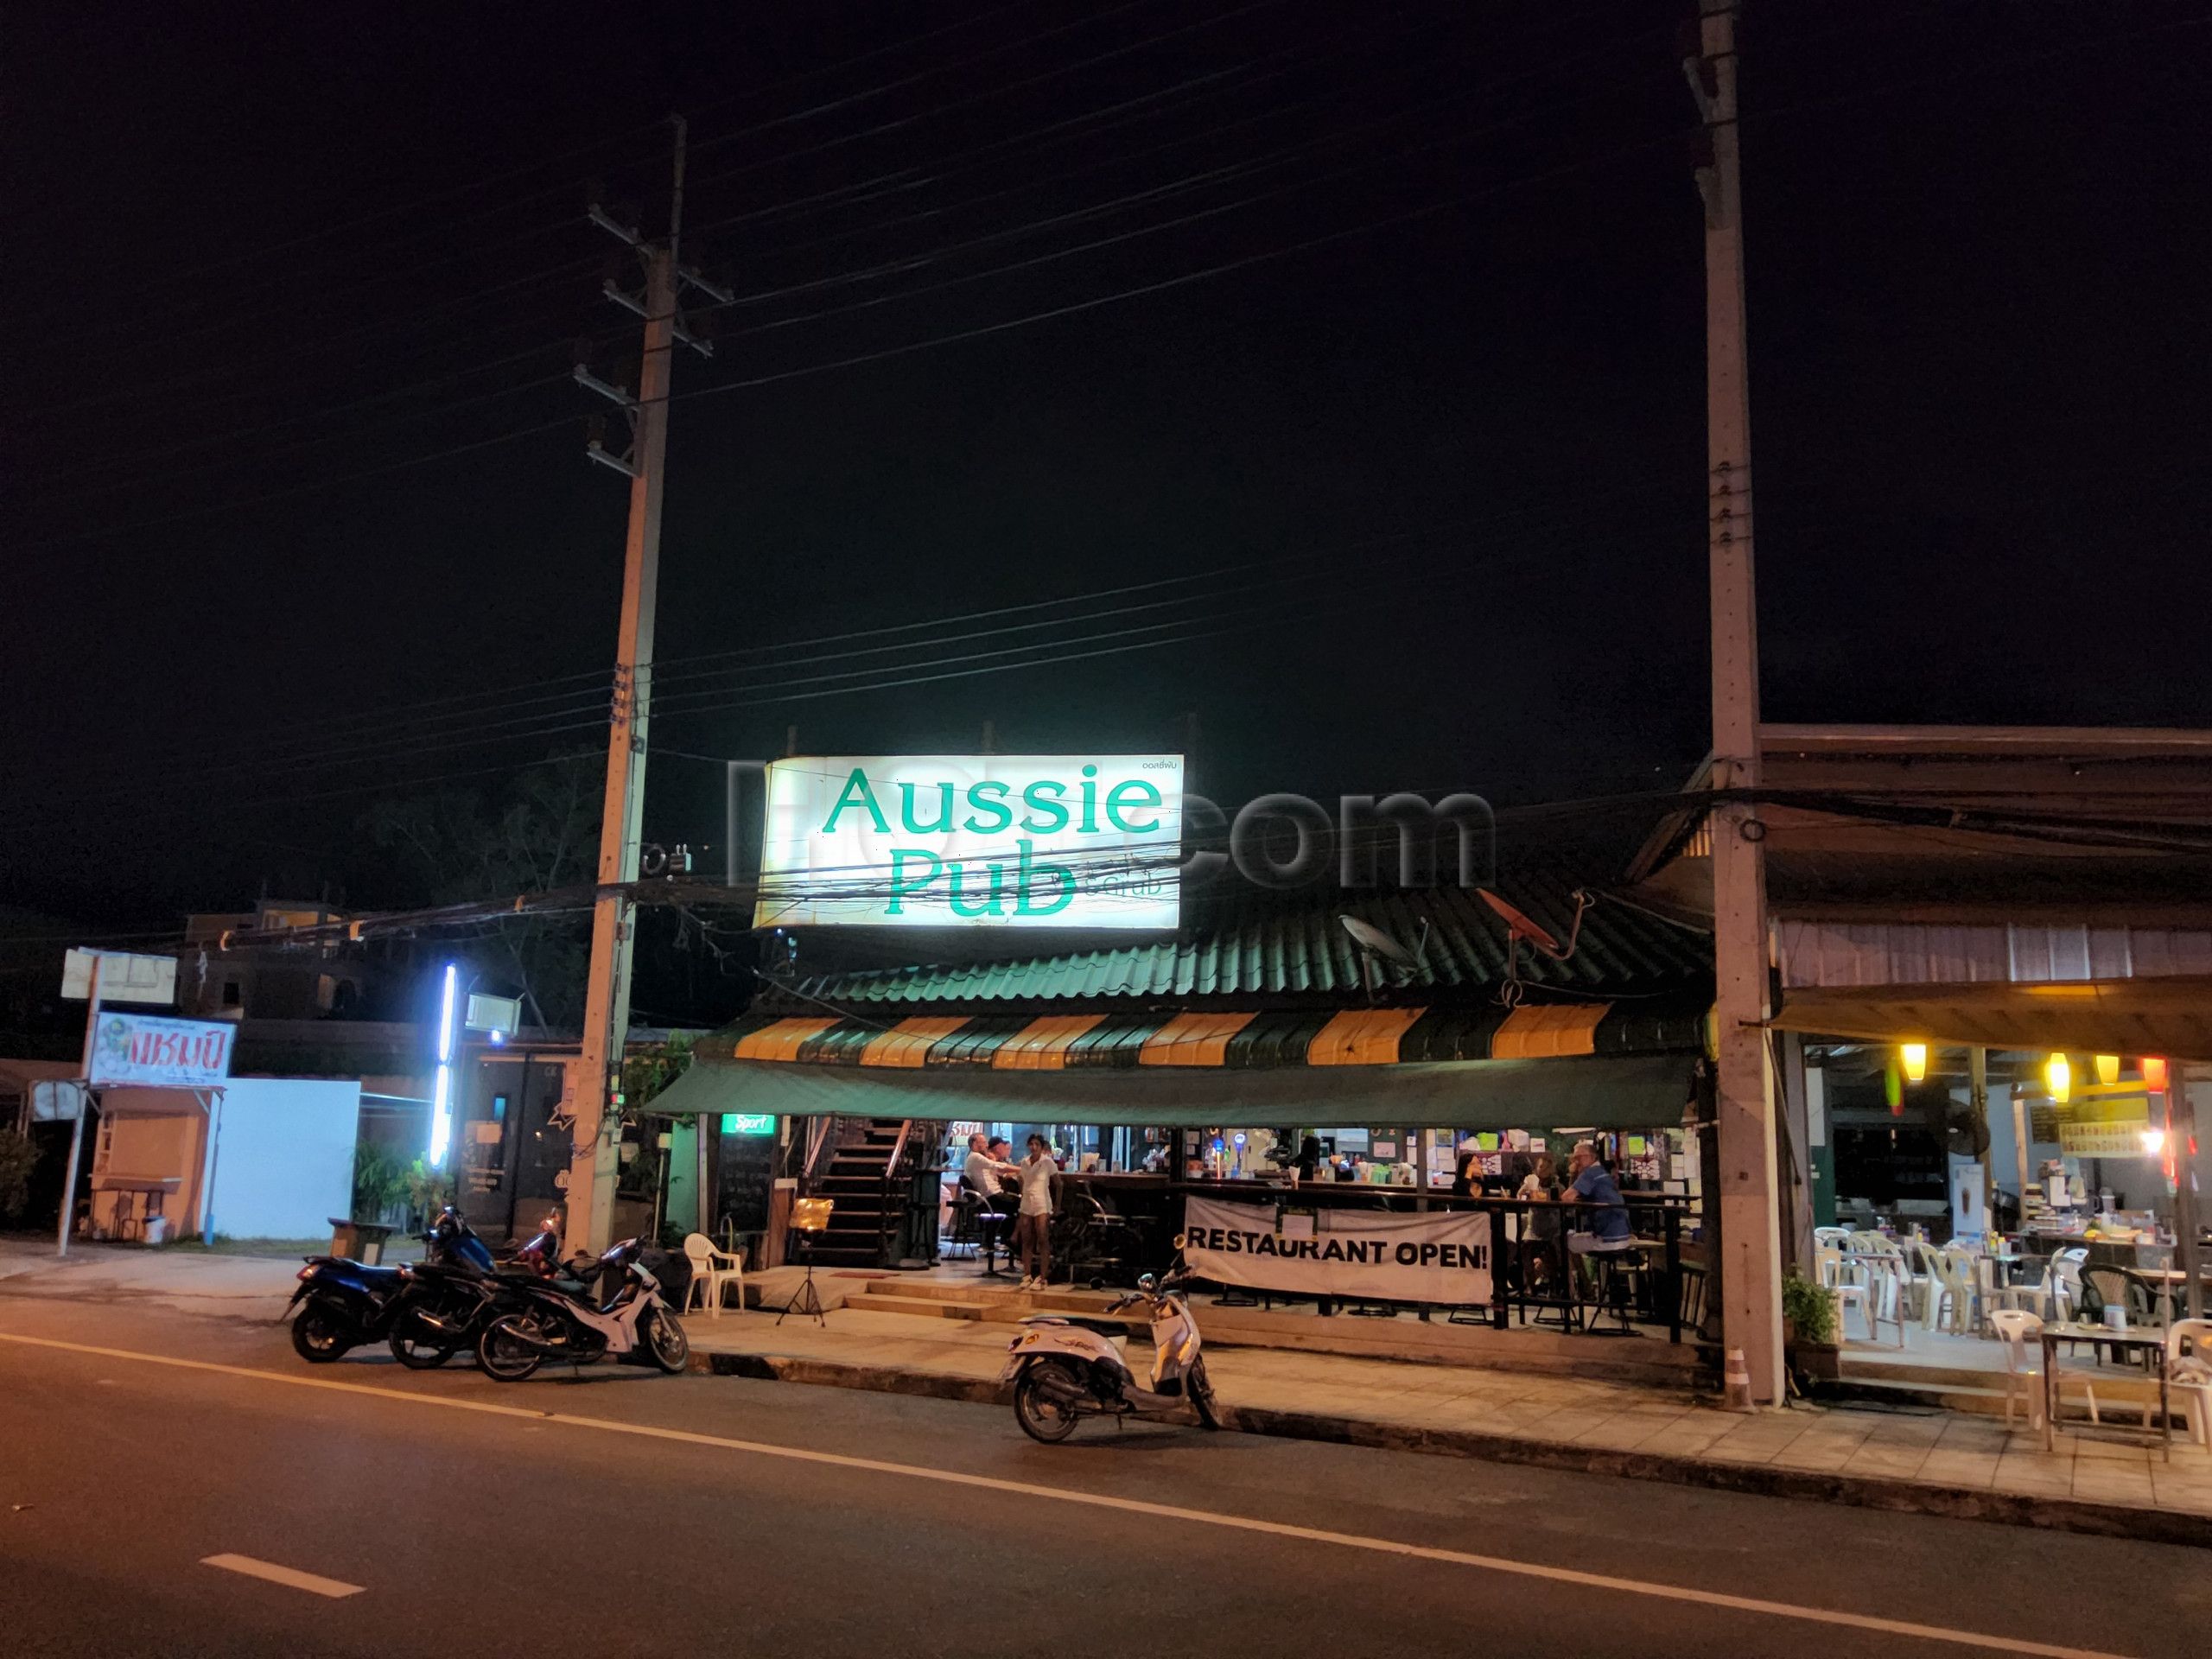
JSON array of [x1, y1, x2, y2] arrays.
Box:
[[1992, 1308, 2103, 1432], [2157, 1318, 2212, 1446], [1990, 1310, 2046, 1429], [683, 1232, 746, 1318]]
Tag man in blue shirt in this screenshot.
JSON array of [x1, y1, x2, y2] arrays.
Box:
[[1566, 1140, 1632, 1244]]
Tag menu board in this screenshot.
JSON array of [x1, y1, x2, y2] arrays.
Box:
[[718, 1128, 778, 1236]]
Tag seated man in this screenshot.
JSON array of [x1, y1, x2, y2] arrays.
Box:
[[1564, 1139, 1632, 1248], [963, 1133, 1020, 1269]]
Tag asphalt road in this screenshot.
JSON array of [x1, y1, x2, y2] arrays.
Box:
[[2, 1295, 2205, 1659]]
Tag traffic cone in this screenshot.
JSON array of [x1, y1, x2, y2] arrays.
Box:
[[1723, 1346, 1754, 1412]]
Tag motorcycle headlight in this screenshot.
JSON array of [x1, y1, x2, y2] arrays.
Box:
[[296, 1266, 315, 1281]]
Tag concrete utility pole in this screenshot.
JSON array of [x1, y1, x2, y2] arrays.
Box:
[[1688, 0, 1783, 1403], [57, 955, 104, 1256], [569, 118, 731, 1251]]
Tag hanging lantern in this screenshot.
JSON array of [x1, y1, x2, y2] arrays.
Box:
[[2094, 1053, 2120, 1087], [2139, 1127, 2166, 1156], [2044, 1052, 2072, 1104], [2142, 1055, 2171, 1093], [1884, 1059, 1904, 1115], [1900, 1042, 1929, 1083]]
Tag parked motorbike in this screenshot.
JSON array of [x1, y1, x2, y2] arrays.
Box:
[[381, 1208, 520, 1370], [474, 1236, 689, 1382], [288, 1206, 505, 1365], [287, 1252, 415, 1363], [1002, 1235, 1220, 1443]]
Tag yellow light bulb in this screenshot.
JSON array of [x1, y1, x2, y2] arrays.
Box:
[[1899, 1042, 1928, 1083], [2045, 1052, 2071, 1104], [2094, 1053, 2120, 1086]]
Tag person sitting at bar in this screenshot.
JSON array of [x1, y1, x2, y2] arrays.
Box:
[[1564, 1140, 1632, 1246], [963, 1133, 1020, 1268], [1294, 1135, 1324, 1184]]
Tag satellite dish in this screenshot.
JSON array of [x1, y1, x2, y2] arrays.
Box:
[[1477, 888, 1590, 963], [1340, 914, 1419, 970], [1338, 914, 1430, 1003]]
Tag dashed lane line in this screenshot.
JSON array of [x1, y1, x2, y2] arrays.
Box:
[[201, 1554, 364, 1599]]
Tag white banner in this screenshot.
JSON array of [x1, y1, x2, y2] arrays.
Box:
[[1184, 1196, 1491, 1306], [88, 1012, 235, 1089]]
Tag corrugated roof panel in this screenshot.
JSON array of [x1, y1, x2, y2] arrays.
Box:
[[766, 865, 1710, 1012]]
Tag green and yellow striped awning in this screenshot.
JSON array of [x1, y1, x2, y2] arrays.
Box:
[[728, 1000, 1706, 1070], [648, 999, 1712, 1131]]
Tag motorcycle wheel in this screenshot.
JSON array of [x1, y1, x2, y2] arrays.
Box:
[[1013, 1358, 1084, 1444], [388, 1313, 460, 1370], [289, 1302, 353, 1363], [477, 1313, 544, 1382], [1188, 1355, 1222, 1430], [643, 1307, 690, 1374]]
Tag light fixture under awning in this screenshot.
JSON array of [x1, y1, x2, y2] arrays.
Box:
[[1769, 976, 2212, 1065]]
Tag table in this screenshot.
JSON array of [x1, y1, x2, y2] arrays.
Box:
[[2039, 1322, 2169, 1457], [92, 1174, 181, 1242]]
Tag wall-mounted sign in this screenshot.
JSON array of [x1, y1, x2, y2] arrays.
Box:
[[2058, 1119, 2152, 1157], [754, 754, 1183, 930], [721, 1113, 777, 1136], [88, 1012, 235, 1089]]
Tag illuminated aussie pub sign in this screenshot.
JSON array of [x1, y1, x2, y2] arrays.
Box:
[[755, 754, 1184, 930]]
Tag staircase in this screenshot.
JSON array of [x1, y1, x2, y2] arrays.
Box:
[[804, 1118, 909, 1268]]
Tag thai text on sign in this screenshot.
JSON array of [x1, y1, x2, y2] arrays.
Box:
[[89, 1012, 236, 1088]]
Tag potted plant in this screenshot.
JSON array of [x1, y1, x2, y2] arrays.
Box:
[[1783, 1272, 1841, 1382]]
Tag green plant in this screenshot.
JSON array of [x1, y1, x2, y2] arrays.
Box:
[[0, 1132, 39, 1224], [1782, 1273, 1838, 1347], [404, 1157, 454, 1220], [352, 1145, 410, 1217]]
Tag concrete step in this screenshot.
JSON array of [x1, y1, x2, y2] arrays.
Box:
[[844, 1287, 1147, 1329]]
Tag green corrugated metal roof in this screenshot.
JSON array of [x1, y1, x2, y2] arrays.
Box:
[[764, 868, 1711, 1011]]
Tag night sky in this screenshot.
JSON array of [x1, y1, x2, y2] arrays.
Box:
[[6, 1, 2209, 943]]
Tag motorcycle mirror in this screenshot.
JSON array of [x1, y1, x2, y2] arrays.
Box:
[[1138, 1274, 1157, 1292], [1172, 1232, 1187, 1250]]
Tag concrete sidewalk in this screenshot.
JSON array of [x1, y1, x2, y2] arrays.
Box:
[[0, 1237, 304, 1320], [684, 1298, 2212, 1548]]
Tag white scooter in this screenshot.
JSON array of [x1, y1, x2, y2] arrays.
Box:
[[1003, 1237, 1220, 1443]]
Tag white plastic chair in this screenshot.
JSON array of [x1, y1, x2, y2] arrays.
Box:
[[1990, 1309, 2046, 1429], [683, 1232, 747, 1318], [2155, 1317, 2212, 1446]]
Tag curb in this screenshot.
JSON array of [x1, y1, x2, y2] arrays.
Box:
[[693, 1349, 2212, 1551]]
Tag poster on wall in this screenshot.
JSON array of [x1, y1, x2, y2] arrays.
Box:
[[88, 1012, 234, 1089], [1183, 1196, 1491, 1306], [754, 754, 1183, 930]]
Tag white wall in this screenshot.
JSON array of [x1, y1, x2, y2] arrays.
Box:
[[207, 1077, 360, 1241]]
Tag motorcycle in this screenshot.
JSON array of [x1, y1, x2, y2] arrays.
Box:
[[381, 1208, 524, 1370], [474, 1236, 690, 1382], [288, 1206, 513, 1366], [1002, 1236, 1221, 1443], [287, 1249, 416, 1364]]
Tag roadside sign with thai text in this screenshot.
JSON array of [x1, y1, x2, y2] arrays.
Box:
[[88, 1012, 235, 1089]]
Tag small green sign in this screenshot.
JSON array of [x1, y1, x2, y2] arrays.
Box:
[[721, 1113, 776, 1136]]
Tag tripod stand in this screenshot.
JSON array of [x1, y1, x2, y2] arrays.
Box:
[[778, 1197, 833, 1326]]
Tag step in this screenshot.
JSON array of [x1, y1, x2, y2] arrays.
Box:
[[843, 1288, 1152, 1332]]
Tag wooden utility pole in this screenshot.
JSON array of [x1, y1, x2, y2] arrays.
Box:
[[569, 118, 729, 1251], [1688, 0, 1783, 1403]]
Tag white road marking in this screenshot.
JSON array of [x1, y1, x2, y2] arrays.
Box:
[[0, 1332, 2136, 1659], [201, 1553, 363, 1599]]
